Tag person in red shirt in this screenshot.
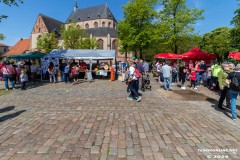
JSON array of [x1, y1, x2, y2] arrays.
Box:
[[79, 60, 87, 69], [189, 69, 197, 89]]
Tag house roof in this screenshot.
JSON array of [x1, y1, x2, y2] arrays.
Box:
[[3, 39, 30, 57], [85, 27, 118, 37], [40, 14, 64, 33], [0, 43, 9, 47], [66, 4, 116, 23]]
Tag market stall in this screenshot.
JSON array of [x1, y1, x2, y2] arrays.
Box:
[[179, 48, 217, 66], [41, 49, 116, 81]]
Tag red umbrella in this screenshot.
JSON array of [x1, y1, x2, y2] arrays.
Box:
[[179, 48, 217, 60], [154, 53, 180, 59]]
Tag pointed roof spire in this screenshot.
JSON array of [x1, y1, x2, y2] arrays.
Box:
[[74, 1, 78, 8], [74, 1, 78, 12]]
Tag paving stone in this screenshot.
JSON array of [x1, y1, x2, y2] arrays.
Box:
[[0, 80, 240, 159]]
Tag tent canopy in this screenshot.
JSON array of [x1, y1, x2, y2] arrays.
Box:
[[44, 49, 116, 60], [179, 48, 217, 60], [154, 53, 180, 59], [6, 51, 45, 60], [228, 52, 240, 59]]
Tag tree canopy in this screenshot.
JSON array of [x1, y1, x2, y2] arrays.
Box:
[[37, 32, 59, 53], [60, 22, 98, 49], [157, 0, 204, 54], [230, 3, 240, 51], [200, 27, 232, 61], [118, 0, 157, 59]]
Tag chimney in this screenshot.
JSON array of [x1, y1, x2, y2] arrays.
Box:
[[20, 38, 23, 41], [74, 1, 78, 12]]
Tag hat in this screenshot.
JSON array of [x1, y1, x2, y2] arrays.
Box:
[[132, 56, 136, 60]]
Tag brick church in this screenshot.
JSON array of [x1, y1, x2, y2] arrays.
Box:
[[30, 2, 127, 61]]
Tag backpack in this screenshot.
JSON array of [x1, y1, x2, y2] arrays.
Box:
[[134, 68, 141, 79], [230, 73, 240, 92]]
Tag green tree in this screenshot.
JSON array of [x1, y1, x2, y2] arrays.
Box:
[[157, 0, 204, 54], [60, 22, 84, 49], [230, 2, 240, 51], [0, 33, 5, 41], [80, 35, 99, 49], [200, 27, 231, 61], [0, 0, 23, 22], [37, 32, 59, 53], [118, 0, 157, 59]]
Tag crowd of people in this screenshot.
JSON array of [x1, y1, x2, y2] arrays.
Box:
[[154, 60, 240, 120], [0, 60, 38, 90]]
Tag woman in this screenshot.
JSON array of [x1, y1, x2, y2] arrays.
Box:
[[226, 64, 240, 120], [127, 62, 141, 102], [48, 62, 56, 83], [157, 64, 163, 84], [0, 61, 16, 90]]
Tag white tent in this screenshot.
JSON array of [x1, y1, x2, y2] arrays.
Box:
[[43, 49, 116, 60], [41, 49, 116, 81]]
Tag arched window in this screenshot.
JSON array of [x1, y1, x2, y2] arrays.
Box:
[[113, 23, 116, 29], [77, 25, 80, 28], [38, 28, 41, 32], [97, 39, 104, 49], [108, 22, 111, 28], [102, 22, 105, 27], [94, 22, 98, 28], [112, 40, 117, 50], [85, 23, 89, 29]]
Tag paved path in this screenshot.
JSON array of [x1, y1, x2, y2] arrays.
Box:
[[0, 80, 240, 160]]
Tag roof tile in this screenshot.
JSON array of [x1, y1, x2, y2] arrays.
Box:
[[3, 39, 30, 57]]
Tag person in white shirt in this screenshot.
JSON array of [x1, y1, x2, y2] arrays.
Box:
[[162, 62, 172, 91], [127, 62, 141, 102]]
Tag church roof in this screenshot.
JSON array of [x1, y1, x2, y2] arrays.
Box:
[[85, 27, 118, 37], [40, 14, 64, 33], [66, 4, 116, 23]]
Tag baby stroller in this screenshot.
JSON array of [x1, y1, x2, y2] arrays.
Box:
[[141, 73, 152, 92]]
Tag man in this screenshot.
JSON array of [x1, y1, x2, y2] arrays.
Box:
[[197, 60, 207, 87], [136, 59, 145, 90], [179, 62, 187, 89], [217, 63, 232, 110], [59, 59, 67, 82], [211, 61, 222, 90], [162, 62, 172, 91]]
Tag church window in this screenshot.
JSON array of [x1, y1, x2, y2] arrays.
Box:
[[112, 40, 117, 50], [108, 22, 111, 28], [102, 22, 105, 27], [94, 22, 98, 28], [85, 23, 89, 29]]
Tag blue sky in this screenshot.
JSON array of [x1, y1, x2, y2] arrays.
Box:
[[0, 0, 239, 46]]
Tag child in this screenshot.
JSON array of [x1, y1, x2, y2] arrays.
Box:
[[207, 67, 212, 88], [20, 69, 28, 90], [189, 69, 197, 89]]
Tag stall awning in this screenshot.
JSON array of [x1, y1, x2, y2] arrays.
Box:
[[44, 49, 116, 60], [179, 48, 217, 60], [6, 51, 45, 60], [228, 52, 240, 59], [154, 53, 180, 59]]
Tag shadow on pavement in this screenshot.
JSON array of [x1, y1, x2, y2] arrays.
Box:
[[21, 81, 48, 90], [0, 110, 26, 123], [0, 106, 15, 113], [207, 97, 240, 119]]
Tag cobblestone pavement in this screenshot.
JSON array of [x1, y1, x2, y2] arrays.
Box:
[[0, 79, 240, 160]]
